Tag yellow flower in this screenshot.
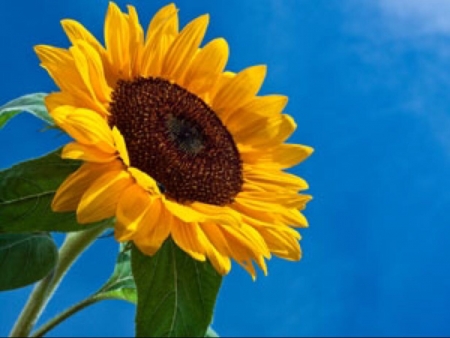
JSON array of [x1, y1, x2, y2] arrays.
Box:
[[35, 2, 313, 278]]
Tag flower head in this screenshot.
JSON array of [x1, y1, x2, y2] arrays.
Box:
[[35, 2, 313, 278]]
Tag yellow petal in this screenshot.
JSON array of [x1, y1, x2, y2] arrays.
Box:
[[171, 222, 206, 261], [111, 126, 130, 166], [34, 45, 95, 107], [206, 249, 232, 275], [34, 45, 77, 86], [221, 223, 270, 259], [279, 208, 309, 228], [241, 261, 257, 280], [203, 222, 268, 278], [231, 201, 279, 225], [244, 165, 309, 191], [235, 114, 296, 147], [133, 198, 173, 255], [128, 167, 160, 194], [184, 38, 229, 93], [45, 93, 76, 111], [115, 184, 152, 240], [146, 3, 178, 39], [236, 191, 311, 209], [241, 144, 313, 168], [224, 94, 288, 127], [141, 23, 172, 77], [141, 4, 179, 77], [201, 222, 232, 256], [163, 198, 240, 226], [225, 109, 267, 136], [212, 65, 267, 116], [163, 198, 209, 223], [197, 224, 231, 275], [62, 142, 117, 162], [256, 227, 301, 260], [52, 161, 123, 212], [196, 225, 232, 275], [77, 169, 133, 223], [266, 144, 313, 167], [52, 106, 115, 153], [217, 226, 261, 279], [162, 14, 209, 81], [246, 95, 288, 117], [61, 19, 105, 56], [126, 5, 144, 76], [70, 40, 112, 110], [104, 2, 131, 79], [237, 196, 309, 229]]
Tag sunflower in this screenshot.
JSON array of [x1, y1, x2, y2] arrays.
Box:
[[34, 2, 313, 278]]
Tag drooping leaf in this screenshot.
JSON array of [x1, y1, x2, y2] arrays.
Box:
[[0, 93, 52, 129], [95, 243, 136, 303], [0, 232, 58, 291], [0, 148, 101, 233], [132, 239, 223, 337]]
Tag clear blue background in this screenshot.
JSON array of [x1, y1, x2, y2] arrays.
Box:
[[1, 0, 449, 336]]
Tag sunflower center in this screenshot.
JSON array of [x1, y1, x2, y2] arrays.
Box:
[[109, 77, 243, 205]]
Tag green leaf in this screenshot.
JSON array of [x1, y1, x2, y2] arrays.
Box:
[[0, 232, 58, 291], [205, 326, 219, 337], [95, 243, 136, 303], [132, 239, 222, 337], [0, 93, 52, 129], [0, 148, 101, 233]]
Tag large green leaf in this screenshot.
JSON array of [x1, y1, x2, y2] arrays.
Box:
[[0, 149, 100, 233], [0, 232, 58, 291], [132, 239, 222, 337], [95, 243, 136, 303], [0, 93, 52, 129]]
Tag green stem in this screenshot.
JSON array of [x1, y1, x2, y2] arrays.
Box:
[[9, 223, 110, 337], [30, 294, 110, 338]]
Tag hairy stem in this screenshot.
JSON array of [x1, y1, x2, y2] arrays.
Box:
[[9, 223, 110, 337], [30, 294, 110, 337]]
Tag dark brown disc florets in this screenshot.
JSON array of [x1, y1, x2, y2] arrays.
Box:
[[109, 77, 243, 206]]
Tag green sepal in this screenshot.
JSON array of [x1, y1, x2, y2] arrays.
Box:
[[0, 232, 58, 291], [131, 239, 222, 337], [0, 148, 101, 233], [0, 93, 52, 129]]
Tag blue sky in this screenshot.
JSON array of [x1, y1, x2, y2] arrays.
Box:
[[1, 0, 450, 336]]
